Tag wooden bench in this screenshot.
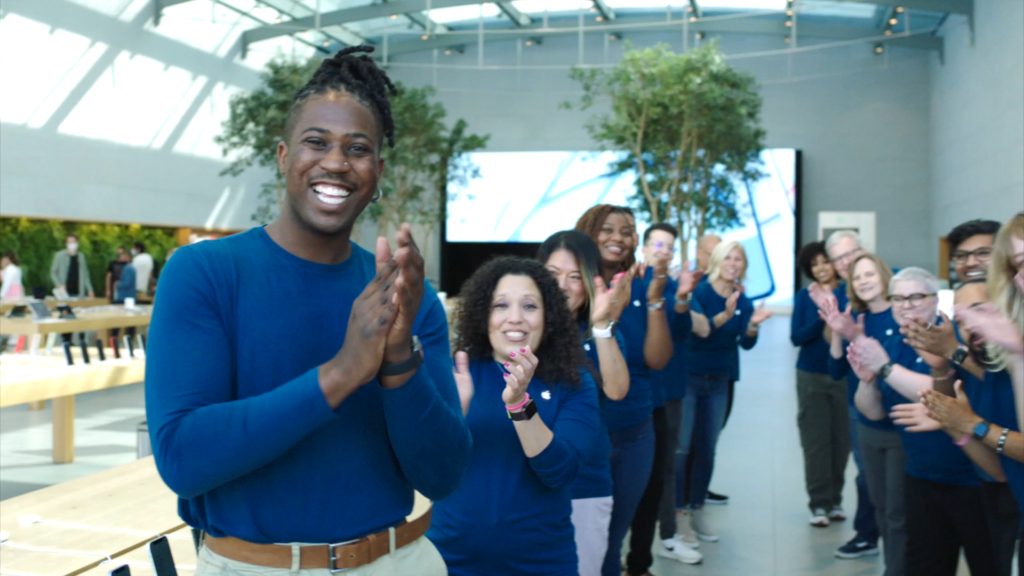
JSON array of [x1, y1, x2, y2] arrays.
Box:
[[0, 352, 146, 463], [0, 457, 433, 576]]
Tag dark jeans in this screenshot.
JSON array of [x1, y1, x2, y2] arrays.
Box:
[[675, 374, 729, 509], [658, 399, 683, 540], [601, 417, 655, 576], [980, 481, 1021, 576], [859, 424, 903, 575], [850, 411, 882, 543], [904, 473, 996, 576], [626, 407, 669, 576], [796, 370, 850, 511], [722, 379, 736, 428]]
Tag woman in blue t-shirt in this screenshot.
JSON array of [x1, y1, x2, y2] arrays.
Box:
[[677, 241, 771, 546], [575, 205, 673, 576], [538, 230, 632, 576], [429, 256, 601, 576]]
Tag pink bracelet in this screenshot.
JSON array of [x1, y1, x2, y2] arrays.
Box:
[[954, 433, 971, 446], [505, 393, 531, 412]]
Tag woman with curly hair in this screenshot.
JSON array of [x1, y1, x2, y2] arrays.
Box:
[[537, 230, 632, 576], [575, 204, 673, 576], [427, 256, 601, 576]]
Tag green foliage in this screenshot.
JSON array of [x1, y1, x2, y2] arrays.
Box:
[[0, 218, 177, 297], [216, 56, 489, 230], [215, 57, 321, 224], [564, 41, 765, 254]]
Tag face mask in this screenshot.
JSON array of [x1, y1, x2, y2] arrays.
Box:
[[67, 243, 78, 254]]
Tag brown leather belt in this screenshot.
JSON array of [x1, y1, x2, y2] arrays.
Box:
[[204, 507, 432, 572]]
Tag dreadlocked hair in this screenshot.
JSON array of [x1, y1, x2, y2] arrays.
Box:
[[574, 204, 637, 274], [286, 45, 398, 148]]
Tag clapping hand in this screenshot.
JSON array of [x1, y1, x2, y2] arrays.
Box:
[[901, 313, 957, 366], [593, 269, 633, 327], [724, 290, 741, 318], [921, 381, 979, 436], [954, 303, 1024, 357], [849, 337, 890, 376], [377, 224, 426, 367], [676, 260, 703, 300], [644, 255, 671, 302], [819, 300, 864, 342], [750, 300, 773, 328], [847, 342, 877, 383], [809, 282, 838, 311], [501, 346, 538, 407], [890, 401, 942, 432], [453, 351, 473, 416]]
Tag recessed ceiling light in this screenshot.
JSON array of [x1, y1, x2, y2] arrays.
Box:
[[690, 16, 697, 21], [896, 6, 904, 12], [785, 20, 791, 26], [391, 14, 398, 19], [596, 15, 604, 21], [421, 34, 429, 40], [885, 29, 892, 35], [525, 40, 533, 45], [889, 17, 898, 25], [786, 9, 792, 16], [445, 49, 452, 54], [322, 41, 330, 46], [875, 45, 883, 53], [784, 37, 790, 43]]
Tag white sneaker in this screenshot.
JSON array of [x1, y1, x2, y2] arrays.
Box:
[[810, 508, 830, 527], [658, 539, 703, 565], [692, 509, 719, 542], [676, 510, 701, 548], [828, 506, 847, 521]]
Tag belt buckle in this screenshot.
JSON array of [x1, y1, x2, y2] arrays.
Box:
[[328, 538, 360, 573]]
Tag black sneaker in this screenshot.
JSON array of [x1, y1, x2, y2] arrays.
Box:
[[835, 537, 880, 559], [706, 491, 729, 505]]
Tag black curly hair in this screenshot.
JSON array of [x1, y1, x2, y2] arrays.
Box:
[[285, 45, 398, 148], [455, 256, 585, 389], [947, 219, 1000, 252], [797, 241, 831, 281]]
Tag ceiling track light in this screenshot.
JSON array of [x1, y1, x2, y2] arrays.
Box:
[[889, 17, 898, 25], [696, 32, 704, 39], [896, 6, 904, 12], [689, 15, 697, 22], [609, 33, 620, 41], [421, 34, 429, 40], [885, 29, 893, 35], [874, 43, 884, 54], [785, 20, 792, 27], [596, 15, 604, 21], [784, 37, 790, 43]]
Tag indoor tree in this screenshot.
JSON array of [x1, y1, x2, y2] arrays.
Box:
[[564, 40, 765, 256], [217, 55, 488, 230]]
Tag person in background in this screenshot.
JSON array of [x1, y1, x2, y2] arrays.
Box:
[[106, 246, 127, 300], [675, 241, 771, 548], [113, 251, 136, 304], [989, 212, 1024, 428], [695, 234, 722, 275], [131, 241, 154, 296], [51, 234, 94, 298], [428, 256, 600, 576], [850, 267, 996, 576], [892, 279, 1022, 576], [628, 223, 707, 573], [1, 251, 24, 299], [538, 230, 632, 576], [946, 219, 999, 285], [575, 204, 673, 576], [790, 241, 850, 527]]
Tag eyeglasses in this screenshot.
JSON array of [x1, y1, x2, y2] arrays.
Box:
[[830, 248, 861, 265], [951, 247, 992, 264], [888, 293, 936, 306]]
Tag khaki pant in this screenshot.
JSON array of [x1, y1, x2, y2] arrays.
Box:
[[196, 536, 448, 576], [795, 369, 850, 511]]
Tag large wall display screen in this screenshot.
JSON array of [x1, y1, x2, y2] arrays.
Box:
[[445, 149, 798, 305]]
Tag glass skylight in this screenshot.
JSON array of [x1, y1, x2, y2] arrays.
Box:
[[799, 1, 879, 18], [697, 0, 787, 10], [605, 0, 688, 7], [428, 4, 502, 24], [511, 0, 593, 15]]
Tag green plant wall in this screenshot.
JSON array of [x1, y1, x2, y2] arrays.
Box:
[[0, 218, 179, 298]]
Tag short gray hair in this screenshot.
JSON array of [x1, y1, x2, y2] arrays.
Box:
[[825, 230, 862, 255], [889, 267, 939, 295]]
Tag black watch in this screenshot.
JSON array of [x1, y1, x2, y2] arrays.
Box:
[[379, 336, 424, 377], [951, 345, 970, 366], [877, 362, 895, 379], [508, 399, 538, 421]]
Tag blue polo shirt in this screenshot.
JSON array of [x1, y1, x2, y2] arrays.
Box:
[[829, 309, 900, 430], [791, 286, 830, 374], [880, 337, 978, 486], [570, 325, 627, 500], [603, 276, 654, 431], [688, 282, 756, 376], [660, 280, 703, 401], [958, 366, 1024, 511], [429, 360, 600, 576]]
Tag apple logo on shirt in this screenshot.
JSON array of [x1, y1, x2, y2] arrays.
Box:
[[633, 300, 641, 307], [541, 390, 552, 400], [583, 343, 591, 352]]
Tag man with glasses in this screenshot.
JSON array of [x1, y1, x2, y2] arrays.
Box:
[[947, 220, 999, 285]]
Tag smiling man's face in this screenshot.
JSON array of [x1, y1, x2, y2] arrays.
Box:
[[277, 92, 385, 237]]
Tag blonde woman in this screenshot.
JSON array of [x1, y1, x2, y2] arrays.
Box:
[[673, 241, 771, 546], [987, 212, 1024, 434]]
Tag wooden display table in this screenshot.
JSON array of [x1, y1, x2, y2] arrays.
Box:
[[1, 457, 433, 576], [0, 309, 151, 337], [0, 297, 110, 315], [0, 352, 146, 463]]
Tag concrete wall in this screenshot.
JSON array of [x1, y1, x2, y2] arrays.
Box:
[[387, 31, 935, 270], [930, 2, 1024, 241]]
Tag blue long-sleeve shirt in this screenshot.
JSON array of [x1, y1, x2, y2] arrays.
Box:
[[603, 276, 655, 431], [790, 286, 830, 374], [688, 282, 756, 376], [570, 325, 627, 500], [655, 277, 703, 400], [144, 228, 472, 544], [429, 360, 599, 576], [879, 336, 978, 486], [828, 309, 900, 430], [958, 367, 1024, 505], [114, 263, 136, 303]]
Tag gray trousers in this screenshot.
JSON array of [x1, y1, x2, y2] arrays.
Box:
[[859, 423, 908, 576], [657, 398, 685, 540], [796, 369, 850, 511]]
